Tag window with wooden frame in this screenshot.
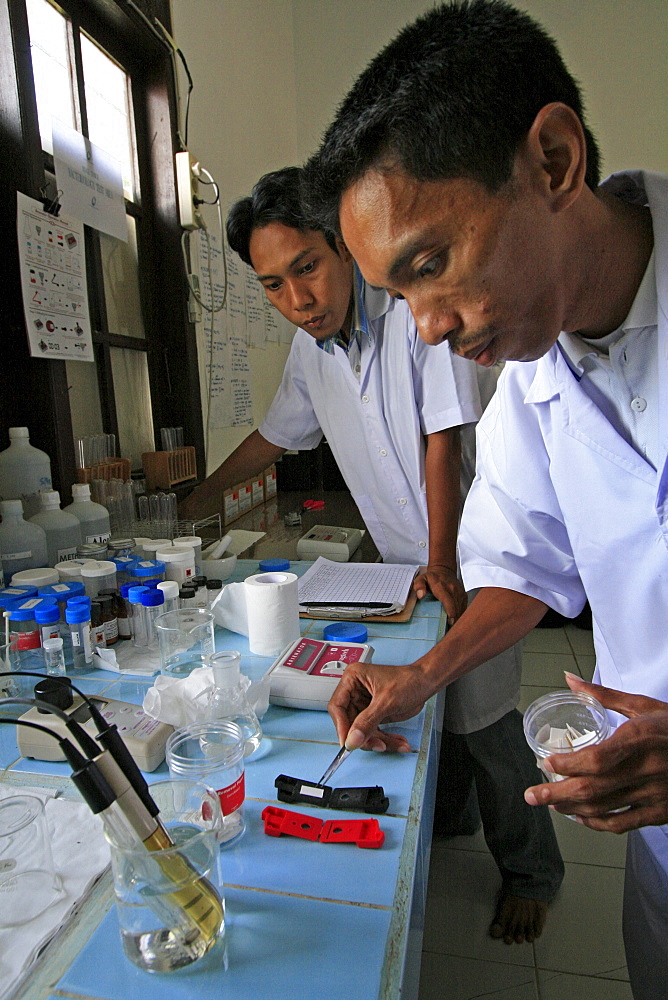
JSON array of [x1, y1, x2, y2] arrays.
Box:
[[0, 0, 204, 499]]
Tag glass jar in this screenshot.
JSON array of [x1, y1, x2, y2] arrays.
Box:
[[166, 721, 246, 845], [76, 541, 108, 560], [107, 537, 135, 559]]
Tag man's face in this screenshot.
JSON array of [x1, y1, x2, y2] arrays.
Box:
[[339, 162, 567, 366], [249, 223, 353, 340]]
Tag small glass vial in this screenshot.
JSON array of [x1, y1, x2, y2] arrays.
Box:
[[42, 636, 66, 677], [179, 585, 197, 608], [205, 579, 223, 606], [66, 601, 93, 670], [140, 588, 165, 650], [157, 579, 179, 613], [128, 586, 150, 647], [206, 650, 262, 757]]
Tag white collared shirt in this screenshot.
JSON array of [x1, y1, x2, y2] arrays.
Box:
[[558, 250, 658, 468], [260, 283, 484, 563]]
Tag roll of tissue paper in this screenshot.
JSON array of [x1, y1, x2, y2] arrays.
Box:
[[245, 571, 300, 655], [211, 571, 300, 656]]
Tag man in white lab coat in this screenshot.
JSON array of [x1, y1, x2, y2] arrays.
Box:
[[302, 2, 667, 995], [181, 166, 564, 944]]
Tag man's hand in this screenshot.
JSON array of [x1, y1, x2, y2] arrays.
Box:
[[413, 564, 467, 624], [328, 660, 436, 752], [524, 672, 668, 832]]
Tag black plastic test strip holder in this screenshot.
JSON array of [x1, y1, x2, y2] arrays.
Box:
[[275, 774, 389, 814]]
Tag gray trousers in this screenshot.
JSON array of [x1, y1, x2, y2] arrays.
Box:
[[436, 708, 565, 900]]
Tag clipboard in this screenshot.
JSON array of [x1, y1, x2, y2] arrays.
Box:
[[299, 588, 418, 623]]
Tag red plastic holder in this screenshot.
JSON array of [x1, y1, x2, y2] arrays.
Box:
[[261, 806, 384, 849]]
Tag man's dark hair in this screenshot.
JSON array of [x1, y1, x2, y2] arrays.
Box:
[[226, 166, 338, 266], [303, 0, 601, 233]]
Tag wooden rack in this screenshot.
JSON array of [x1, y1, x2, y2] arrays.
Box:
[[76, 458, 131, 483], [142, 447, 197, 490]]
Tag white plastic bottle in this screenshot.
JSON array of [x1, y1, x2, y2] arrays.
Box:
[[0, 427, 52, 518], [63, 483, 111, 544], [0, 499, 48, 585], [29, 491, 82, 567]]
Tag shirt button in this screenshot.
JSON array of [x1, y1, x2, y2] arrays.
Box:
[[355, 364, 361, 373], [398, 498, 407, 505], [418, 540, 427, 548], [379, 449, 387, 457], [631, 396, 647, 412], [361, 394, 370, 403]]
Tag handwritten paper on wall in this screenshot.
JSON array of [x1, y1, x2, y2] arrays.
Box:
[[194, 229, 295, 429], [17, 192, 94, 362]]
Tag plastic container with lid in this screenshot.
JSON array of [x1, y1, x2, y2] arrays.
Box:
[[63, 483, 110, 545], [523, 690, 611, 820], [166, 721, 246, 845], [141, 539, 171, 561], [157, 579, 179, 614], [0, 427, 52, 518], [179, 585, 197, 608], [54, 558, 97, 583], [29, 490, 82, 566], [131, 538, 153, 559], [38, 581, 85, 620], [42, 636, 66, 677], [0, 499, 48, 586], [111, 556, 135, 587], [0, 585, 38, 609], [156, 547, 195, 587], [76, 542, 108, 560], [141, 589, 165, 649], [11, 567, 59, 590], [128, 585, 150, 647], [34, 602, 63, 645], [7, 596, 58, 670], [81, 560, 117, 599], [66, 600, 93, 671], [125, 560, 165, 586], [173, 536, 203, 575]]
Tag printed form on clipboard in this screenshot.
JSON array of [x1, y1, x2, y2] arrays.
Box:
[[297, 557, 419, 618]]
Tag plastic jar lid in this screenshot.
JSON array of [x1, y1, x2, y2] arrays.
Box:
[[7, 596, 58, 621], [323, 622, 369, 644], [0, 586, 38, 607], [259, 558, 290, 572], [108, 537, 135, 548], [34, 603, 61, 624], [67, 595, 91, 607], [39, 581, 85, 601], [130, 560, 166, 578], [81, 560, 117, 578], [128, 585, 150, 603], [55, 559, 97, 578], [156, 548, 190, 564], [42, 637, 64, 651], [172, 536, 202, 549], [141, 590, 165, 607], [157, 580, 180, 600], [11, 568, 59, 587], [66, 603, 91, 623]]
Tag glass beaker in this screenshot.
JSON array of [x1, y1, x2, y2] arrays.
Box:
[[205, 650, 263, 756], [0, 794, 64, 925], [155, 608, 215, 677], [105, 779, 226, 973]]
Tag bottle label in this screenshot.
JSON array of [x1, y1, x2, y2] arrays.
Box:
[[57, 546, 79, 562], [85, 532, 110, 544], [118, 616, 131, 638], [217, 773, 245, 816], [41, 625, 60, 642], [15, 629, 40, 650], [104, 617, 118, 643], [3, 550, 31, 561]]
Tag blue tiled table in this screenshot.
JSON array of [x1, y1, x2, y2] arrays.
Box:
[[2, 561, 445, 1000]]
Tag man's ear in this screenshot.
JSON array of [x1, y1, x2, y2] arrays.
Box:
[[524, 102, 587, 212], [335, 236, 353, 262]]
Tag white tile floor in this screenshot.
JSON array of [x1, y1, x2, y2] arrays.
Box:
[[418, 624, 633, 1000]]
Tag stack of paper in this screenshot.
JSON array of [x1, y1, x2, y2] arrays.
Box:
[[297, 558, 418, 617]]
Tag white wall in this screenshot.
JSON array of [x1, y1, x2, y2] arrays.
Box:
[[171, 0, 667, 471]]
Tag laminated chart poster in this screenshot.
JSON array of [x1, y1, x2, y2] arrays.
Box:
[[194, 229, 295, 429], [17, 192, 94, 362]]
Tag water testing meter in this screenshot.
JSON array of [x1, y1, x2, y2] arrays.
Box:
[[268, 632, 373, 710]]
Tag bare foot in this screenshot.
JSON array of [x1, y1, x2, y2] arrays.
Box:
[[489, 891, 548, 945]]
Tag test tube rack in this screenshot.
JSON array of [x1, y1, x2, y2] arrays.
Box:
[[142, 447, 197, 490], [76, 458, 131, 483]]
